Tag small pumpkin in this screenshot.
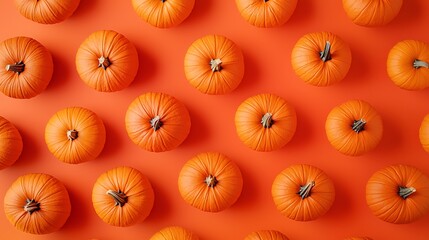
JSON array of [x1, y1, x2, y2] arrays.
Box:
[[0, 36, 53, 99], [125, 92, 191, 152], [0, 116, 23, 169], [4, 173, 71, 234], [419, 114, 429, 152], [325, 100, 383, 156], [235, 0, 298, 28], [184, 34, 245, 95], [272, 164, 335, 221], [344, 238, 373, 240], [235, 93, 297, 152], [14, 0, 80, 24], [92, 166, 154, 227], [178, 152, 243, 212], [245, 230, 289, 240], [342, 0, 403, 27], [150, 226, 199, 240], [366, 164, 429, 224], [291, 31, 352, 86], [387, 40, 429, 90], [75, 30, 139, 92], [44, 107, 106, 164], [132, 0, 195, 28]]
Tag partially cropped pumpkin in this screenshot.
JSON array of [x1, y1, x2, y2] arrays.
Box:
[[14, 0, 80, 24], [235, 0, 298, 28], [178, 152, 243, 212], [325, 100, 383, 156], [150, 226, 199, 240], [92, 166, 154, 227], [184, 34, 245, 95], [342, 0, 403, 27], [125, 92, 191, 152], [0, 36, 53, 99], [132, 0, 195, 28], [419, 114, 429, 152], [0, 116, 23, 169], [4, 173, 71, 234], [387, 40, 429, 90], [291, 32, 352, 86], [272, 164, 335, 221], [366, 164, 429, 224], [44, 107, 106, 164], [235, 93, 297, 152], [75, 30, 139, 92], [245, 230, 289, 240]]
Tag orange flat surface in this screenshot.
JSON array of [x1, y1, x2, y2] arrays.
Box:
[[1, 1, 429, 239]]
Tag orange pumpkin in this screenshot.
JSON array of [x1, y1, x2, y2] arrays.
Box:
[[44, 107, 106, 164], [0, 36, 53, 99], [125, 92, 191, 152], [92, 166, 154, 227], [366, 164, 429, 224], [387, 40, 429, 90], [325, 100, 383, 156], [272, 164, 335, 221], [150, 226, 199, 240], [344, 238, 373, 240], [75, 30, 139, 92], [235, 0, 298, 28], [178, 152, 243, 212], [14, 0, 80, 24], [4, 173, 71, 234], [0, 116, 23, 169], [342, 0, 403, 27], [419, 114, 429, 152], [132, 0, 195, 28], [291, 32, 352, 86], [184, 34, 245, 95], [235, 93, 297, 152], [245, 230, 289, 240]]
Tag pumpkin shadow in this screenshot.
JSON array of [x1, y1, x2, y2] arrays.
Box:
[[388, 0, 423, 28], [284, 0, 315, 27], [10, 126, 43, 169], [283, 105, 316, 150], [44, 52, 73, 94], [142, 181, 172, 224], [234, 51, 261, 93], [96, 120, 123, 161], [69, 0, 99, 20], [181, 0, 214, 26], [179, 106, 211, 149], [129, 47, 158, 89], [60, 187, 92, 232]]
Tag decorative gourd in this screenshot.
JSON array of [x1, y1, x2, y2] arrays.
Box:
[[419, 114, 429, 152], [235, 93, 297, 152], [14, 0, 80, 24], [0, 36, 53, 99], [125, 92, 191, 152], [0, 116, 23, 169], [342, 0, 403, 27], [150, 226, 199, 240], [92, 166, 154, 227], [366, 164, 429, 224], [184, 34, 244, 95], [235, 0, 297, 28], [344, 238, 373, 240], [44, 107, 106, 164], [387, 40, 429, 90], [178, 152, 243, 212], [245, 230, 289, 240], [75, 30, 139, 92], [291, 31, 352, 86], [132, 0, 195, 28], [4, 173, 71, 234], [325, 100, 383, 156], [272, 164, 335, 221]]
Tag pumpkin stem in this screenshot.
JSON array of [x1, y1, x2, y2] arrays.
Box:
[[24, 199, 40, 215], [106, 190, 128, 207], [161, 0, 166, 2], [6, 61, 25, 75], [261, 113, 274, 128], [398, 186, 416, 199], [352, 119, 366, 133], [320, 41, 332, 62], [298, 181, 315, 199], [264, 0, 269, 2], [210, 58, 222, 72], [98, 56, 111, 70], [204, 175, 218, 188], [413, 59, 429, 69], [67, 129, 78, 141], [150, 116, 163, 131]]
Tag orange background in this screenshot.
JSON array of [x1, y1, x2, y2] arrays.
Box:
[[1, 0, 429, 239]]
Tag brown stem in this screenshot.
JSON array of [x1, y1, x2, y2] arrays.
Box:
[[210, 58, 222, 72], [161, 0, 166, 2], [399, 186, 416, 199], [24, 199, 40, 215], [264, 0, 269, 2], [413, 59, 429, 69], [150, 116, 163, 131], [298, 181, 315, 199], [98, 56, 111, 70], [6, 61, 25, 75], [352, 119, 366, 133], [261, 113, 274, 128], [320, 41, 332, 62], [205, 175, 218, 188], [106, 190, 128, 207], [67, 129, 78, 141]]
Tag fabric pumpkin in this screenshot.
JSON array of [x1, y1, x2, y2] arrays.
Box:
[[235, 93, 297, 152], [272, 164, 335, 221], [178, 152, 243, 212], [44, 107, 106, 164], [75, 30, 139, 92], [325, 100, 383, 156], [150, 226, 199, 240], [0, 36, 53, 99], [245, 230, 289, 240], [4, 173, 71, 234], [387, 40, 429, 90], [419, 114, 429, 152], [0, 116, 23, 170], [92, 166, 154, 227], [366, 164, 429, 224], [342, 0, 403, 27], [184, 34, 245, 95], [132, 0, 195, 28], [235, 0, 297, 28], [125, 92, 191, 152], [14, 0, 80, 24]]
